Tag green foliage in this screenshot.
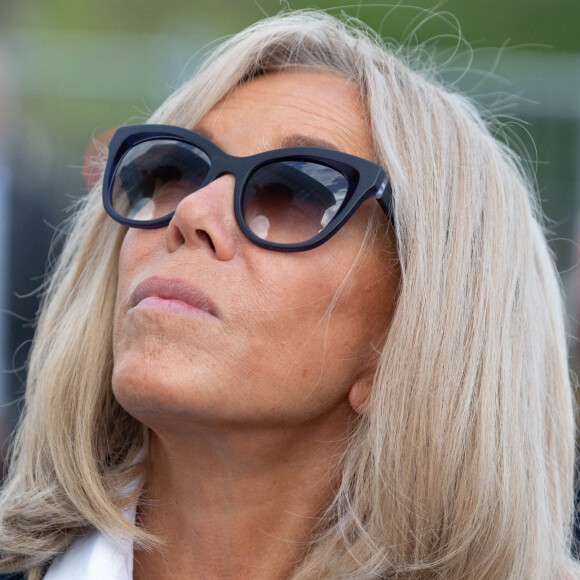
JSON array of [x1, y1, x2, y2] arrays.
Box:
[[4, 0, 579, 51]]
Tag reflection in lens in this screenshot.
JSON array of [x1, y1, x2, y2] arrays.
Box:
[[111, 139, 211, 222], [248, 215, 270, 239], [130, 197, 156, 221], [243, 161, 348, 244]]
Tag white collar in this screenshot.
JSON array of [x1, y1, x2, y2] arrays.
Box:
[[43, 471, 142, 578], [44, 495, 137, 580], [43, 527, 133, 580]]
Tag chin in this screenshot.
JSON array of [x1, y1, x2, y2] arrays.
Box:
[[111, 356, 238, 433], [113, 356, 193, 419]]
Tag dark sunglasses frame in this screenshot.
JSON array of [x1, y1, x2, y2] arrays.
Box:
[[102, 124, 393, 252]]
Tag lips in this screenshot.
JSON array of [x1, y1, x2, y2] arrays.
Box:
[[130, 277, 219, 319]]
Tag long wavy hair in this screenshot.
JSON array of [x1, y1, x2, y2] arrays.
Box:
[[1, 10, 578, 580]]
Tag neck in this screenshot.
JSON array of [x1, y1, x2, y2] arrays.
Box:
[[133, 412, 354, 580]]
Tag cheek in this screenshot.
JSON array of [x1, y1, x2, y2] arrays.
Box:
[[249, 244, 397, 387], [320, 232, 399, 370], [113, 228, 165, 345], [330, 268, 397, 365], [116, 229, 152, 306], [112, 231, 171, 404]]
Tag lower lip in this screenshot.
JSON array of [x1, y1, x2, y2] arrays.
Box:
[[133, 296, 217, 320]]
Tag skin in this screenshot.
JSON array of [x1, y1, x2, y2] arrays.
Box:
[[112, 71, 400, 579]]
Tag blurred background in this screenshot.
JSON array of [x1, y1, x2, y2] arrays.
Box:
[[0, 0, 579, 475]]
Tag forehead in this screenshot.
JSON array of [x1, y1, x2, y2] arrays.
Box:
[[196, 71, 376, 161]]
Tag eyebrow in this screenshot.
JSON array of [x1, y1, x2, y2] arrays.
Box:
[[277, 134, 340, 151], [194, 126, 340, 153]]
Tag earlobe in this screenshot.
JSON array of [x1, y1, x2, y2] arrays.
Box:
[[348, 376, 373, 414]]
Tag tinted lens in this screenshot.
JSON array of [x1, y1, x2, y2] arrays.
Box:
[[242, 161, 349, 244], [111, 139, 211, 222]]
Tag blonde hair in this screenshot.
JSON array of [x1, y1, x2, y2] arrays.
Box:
[[1, 10, 578, 580]]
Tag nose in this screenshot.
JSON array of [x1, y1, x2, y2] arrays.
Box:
[[165, 175, 237, 261]]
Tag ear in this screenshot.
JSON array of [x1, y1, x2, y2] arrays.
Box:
[[348, 375, 373, 415]]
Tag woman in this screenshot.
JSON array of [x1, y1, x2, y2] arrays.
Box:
[[0, 10, 578, 580]]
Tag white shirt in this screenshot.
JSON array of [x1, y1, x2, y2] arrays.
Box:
[[43, 528, 133, 580], [44, 494, 137, 580]]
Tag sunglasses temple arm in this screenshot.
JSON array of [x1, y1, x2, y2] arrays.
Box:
[[375, 179, 394, 222]]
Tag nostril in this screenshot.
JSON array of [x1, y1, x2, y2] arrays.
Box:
[[176, 230, 185, 246], [196, 230, 216, 252]]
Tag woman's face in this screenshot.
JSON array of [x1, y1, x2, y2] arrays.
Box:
[[112, 71, 399, 436]]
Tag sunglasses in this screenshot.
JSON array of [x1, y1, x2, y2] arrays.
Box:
[[102, 124, 393, 252]]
